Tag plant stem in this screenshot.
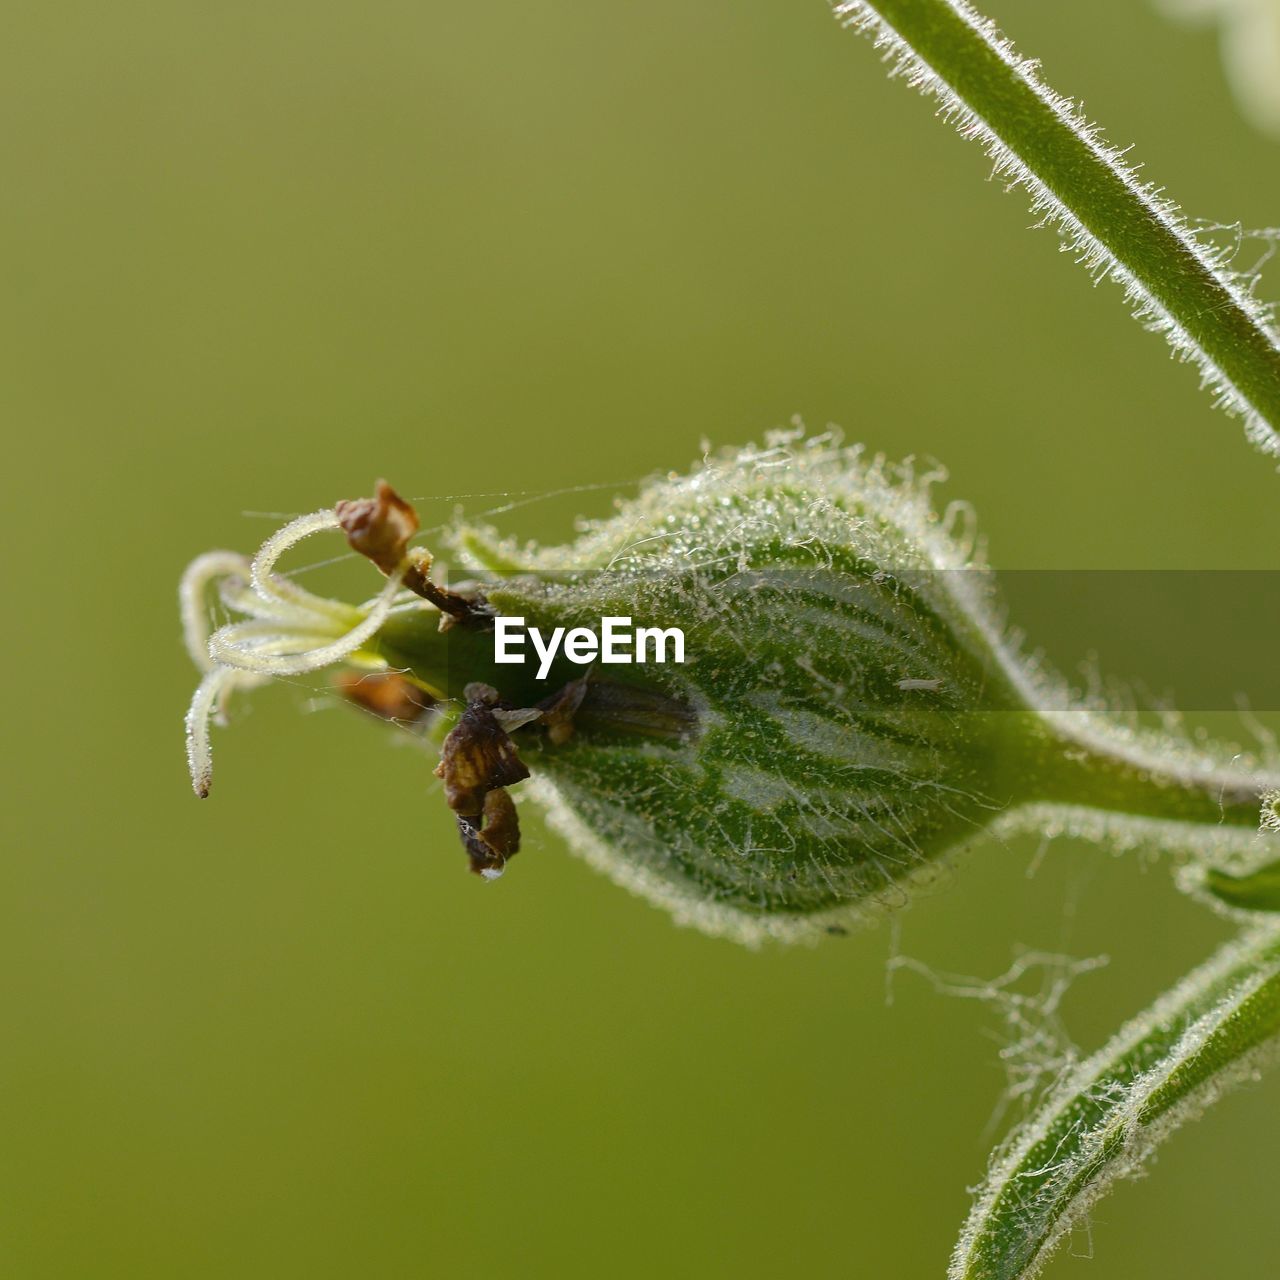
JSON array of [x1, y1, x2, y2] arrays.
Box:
[[999, 710, 1277, 833], [951, 923, 1280, 1279], [835, 0, 1280, 457]]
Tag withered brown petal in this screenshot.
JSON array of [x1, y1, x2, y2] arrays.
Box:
[[401, 567, 497, 630], [456, 787, 522, 876], [336, 480, 420, 575], [537, 674, 590, 745], [476, 787, 521, 857], [435, 702, 531, 816], [334, 670, 433, 722]]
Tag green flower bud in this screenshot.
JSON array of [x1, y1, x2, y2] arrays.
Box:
[[182, 432, 1277, 943]]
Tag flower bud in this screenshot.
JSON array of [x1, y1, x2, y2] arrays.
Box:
[[182, 432, 1278, 943]]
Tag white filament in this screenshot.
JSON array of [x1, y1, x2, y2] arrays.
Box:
[[179, 551, 253, 672], [181, 508, 414, 796], [249, 509, 362, 623], [208, 564, 406, 676], [184, 667, 233, 798]]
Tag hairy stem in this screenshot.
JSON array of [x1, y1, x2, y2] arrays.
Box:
[[995, 710, 1278, 833], [952, 923, 1280, 1279], [835, 0, 1280, 457]]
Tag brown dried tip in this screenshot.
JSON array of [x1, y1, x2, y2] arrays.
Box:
[[336, 480, 419, 575], [338, 479, 495, 629], [537, 674, 589, 746], [434, 687, 531, 817], [334, 671, 434, 723], [434, 685, 542, 878], [457, 788, 521, 878]]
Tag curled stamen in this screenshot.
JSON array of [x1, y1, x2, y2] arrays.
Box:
[[208, 625, 347, 663], [215, 576, 313, 625], [180, 551, 253, 672], [185, 667, 235, 797], [208, 563, 407, 675], [249, 509, 362, 625], [181, 490, 433, 797]]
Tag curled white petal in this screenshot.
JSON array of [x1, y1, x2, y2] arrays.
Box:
[[179, 551, 253, 672], [210, 619, 341, 649], [181, 503, 424, 797], [249, 508, 360, 625], [217, 574, 309, 624], [184, 667, 236, 796], [206, 629, 350, 677], [208, 562, 407, 675]]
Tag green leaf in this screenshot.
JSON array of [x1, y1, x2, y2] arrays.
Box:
[[951, 924, 1280, 1280]]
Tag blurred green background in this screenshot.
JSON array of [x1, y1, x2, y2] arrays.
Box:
[[5, 2, 1280, 1276]]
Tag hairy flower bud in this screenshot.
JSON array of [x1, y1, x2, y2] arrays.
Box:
[[181, 432, 1278, 942]]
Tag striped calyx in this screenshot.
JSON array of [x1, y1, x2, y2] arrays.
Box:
[[183, 433, 1277, 943], [373, 433, 1273, 942]]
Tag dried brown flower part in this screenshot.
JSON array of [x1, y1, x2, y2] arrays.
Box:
[[338, 479, 496, 629], [457, 788, 521, 878], [537, 674, 590, 745], [434, 685, 532, 817], [336, 480, 419, 575], [572, 679, 699, 740], [434, 684, 542, 877], [333, 671, 434, 722], [402, 567, 497, 632]]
